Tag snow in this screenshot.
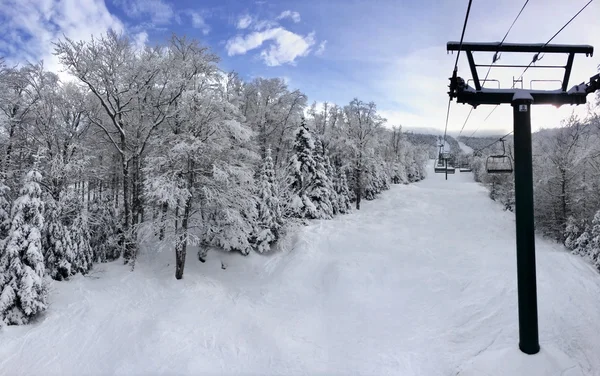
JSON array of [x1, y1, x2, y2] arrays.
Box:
[[457, 345, 584, 376], [458, 141, 473, 154], [1, 161, 600, 375]]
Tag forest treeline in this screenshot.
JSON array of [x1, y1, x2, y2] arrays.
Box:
[[0, 32, 429, 325]]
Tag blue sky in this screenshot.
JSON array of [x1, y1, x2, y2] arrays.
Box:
[[1, 0, 599, 135]]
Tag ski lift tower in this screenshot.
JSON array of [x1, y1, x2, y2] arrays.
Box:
[[447, 41, 600, 355]]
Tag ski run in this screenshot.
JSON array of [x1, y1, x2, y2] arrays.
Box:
[[1, 163, 599, 376]]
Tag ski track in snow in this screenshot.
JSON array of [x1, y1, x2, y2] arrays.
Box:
[[1, 161, 600, 375]]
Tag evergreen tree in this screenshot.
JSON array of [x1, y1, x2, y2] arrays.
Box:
[[589, 210, 600, 268], [0, 180, 10, 243], [255, 148, 283, 253], [43, 194, 94, 280], [0, 169, 47, 326], [564, 216, 581, 250], [286, 118, 318, 219], [334, 167, 352, 215], [43, 197, 75, 280], [574, 226, 591, 257], [70, 206, 93, 275], [307, 140, 334, 219], [88, 196, 122, 262]]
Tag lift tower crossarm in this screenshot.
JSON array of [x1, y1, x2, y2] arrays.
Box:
[[447, 42, 596, 108], [447, 41, 593, 55]]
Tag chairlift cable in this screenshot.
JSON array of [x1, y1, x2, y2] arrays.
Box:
[[459, 0, 529, 141], [514, 0, 594, 86], [472, 130, 514, 156], [443, 0, 474, 148], [480, 0, 530, 88], [467, 1, 592, 141]]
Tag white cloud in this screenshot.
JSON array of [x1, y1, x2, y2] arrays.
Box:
[[261, 30, 315, 66], [113, 0, 173, 25], [253, 19, 278, 31], [133, 31, 148, 51], [315, 40, 327, 56], [226, 27, 316, 66], [0, 0, 124, 75], [190, 12, 210, 35], [237, 14, 252, 29], [276, 10, 301, 23]]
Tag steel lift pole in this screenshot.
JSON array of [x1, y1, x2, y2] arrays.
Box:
[[446, 40, 600, 355]]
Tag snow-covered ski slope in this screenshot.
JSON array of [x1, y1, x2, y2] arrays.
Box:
[[458, 141, 473, 154], [2, 162, 600, 376]]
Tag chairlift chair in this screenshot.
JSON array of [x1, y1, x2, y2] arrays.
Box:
[[458, 157, 472, 172], [486, 139, 513, 174], [459, 163, 472, 172], [434, 158, 446, 173]]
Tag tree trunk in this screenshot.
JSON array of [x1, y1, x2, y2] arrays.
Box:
[[175, 160, 194, 280], [87, 179, 91, 210], [560, 171, 568, 241], [122, 156, 132, 262], [3, 117, 16, 179], [131, 155, 141, 228], [175, 197, 191, 280], [355, 157, 362, 210], [159, 202, 168, 240]]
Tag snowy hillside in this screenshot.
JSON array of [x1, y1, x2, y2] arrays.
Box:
[[1, 162, 600, 375]]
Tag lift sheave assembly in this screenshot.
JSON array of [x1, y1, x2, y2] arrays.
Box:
[[446, 40, 600, 356]]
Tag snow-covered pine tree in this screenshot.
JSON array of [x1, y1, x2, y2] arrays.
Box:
[[255, 148, 283, 253], [326, 157, 342, 216], [564, 216, 581, 251], [334, 167, 352, 215], [0, 180, 10, 243], [589, 210, 600, 268], [43, 193, 94, 280], [69, 203, 93, 275], [43, 197, 75, 280], [307, 140, 334, 219], [574, 225, 591, 257], [88, 196, 122, 262], [286, 118, 318, 219], [0, 168, 47, 326]]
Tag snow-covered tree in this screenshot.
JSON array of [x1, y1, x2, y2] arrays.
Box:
[[307, 140, 334, 219], [43, 197, 75, 280], [588, 210, 600, 268], [55, 32, 218, 263], [0, 168, 47, 326], [333, 167, 352, 215], [201, 163, 258, 256], [564, 216, 582, 251], [43, 193, 93, 280], [340, 99, 385, 210], [0, 180, 10, 242], [68, 197, 93, 275], [574, 226, 592, 257], [255, 148, 283, 253], [286, 119, 318, 219], [241, 77, 307, 167], [88, 196, 122, 263]]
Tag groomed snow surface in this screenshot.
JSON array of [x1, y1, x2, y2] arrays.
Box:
[[2, 161, 600, 376]]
